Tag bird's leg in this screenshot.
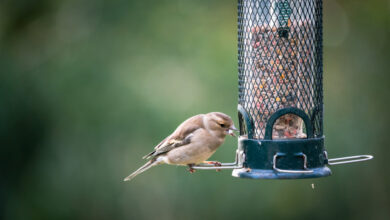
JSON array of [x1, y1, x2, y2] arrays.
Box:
[[187, 164, 196, 173], [203, 161, 222, 172]]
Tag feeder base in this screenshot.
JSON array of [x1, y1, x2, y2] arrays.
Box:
[[232, 166, 331, 179]]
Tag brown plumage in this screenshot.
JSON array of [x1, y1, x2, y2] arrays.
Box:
[[124, 112, 237, 181]]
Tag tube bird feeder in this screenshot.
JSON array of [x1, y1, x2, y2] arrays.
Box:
[[193, 0, 372, 179]]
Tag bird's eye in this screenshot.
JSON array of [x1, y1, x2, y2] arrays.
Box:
[[219, 123, 226, 128]]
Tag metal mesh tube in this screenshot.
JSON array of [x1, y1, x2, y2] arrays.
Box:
[[238, 0, 323, 139]]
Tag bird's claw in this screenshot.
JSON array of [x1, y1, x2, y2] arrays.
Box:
[[187, 164, 196, 173], [205, 161, 222, 166]]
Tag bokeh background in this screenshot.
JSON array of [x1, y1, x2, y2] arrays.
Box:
[[1, 0, 389, 219]]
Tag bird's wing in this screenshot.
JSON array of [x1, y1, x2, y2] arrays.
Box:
[[142, 136, 170, 159], [142, 115, 204, 159]]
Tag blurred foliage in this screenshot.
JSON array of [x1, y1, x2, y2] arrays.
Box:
[[0, 0, 389, 219]]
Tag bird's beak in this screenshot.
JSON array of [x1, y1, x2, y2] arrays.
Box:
[[228, 125, 238, 137]]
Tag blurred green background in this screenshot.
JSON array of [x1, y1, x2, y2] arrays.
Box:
[[0, 0, 389, 219]]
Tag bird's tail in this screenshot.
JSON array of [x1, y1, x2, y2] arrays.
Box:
[[123, 158, 160, 181]]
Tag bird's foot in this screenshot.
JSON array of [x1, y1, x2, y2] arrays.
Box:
[[187, 164, 196, 173]]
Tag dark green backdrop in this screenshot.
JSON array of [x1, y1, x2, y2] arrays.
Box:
[[1, 0, 389, 219]]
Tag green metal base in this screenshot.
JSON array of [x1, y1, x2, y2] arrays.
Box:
[[232, 167, 331, 179], [234, 105, 332, 179], [232, 136, 331, 179]]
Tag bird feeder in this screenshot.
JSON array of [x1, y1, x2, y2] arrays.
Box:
[[193, 0, 372, 179]]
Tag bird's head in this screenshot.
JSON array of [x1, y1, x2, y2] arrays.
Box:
[[205, 112, 238, 137]]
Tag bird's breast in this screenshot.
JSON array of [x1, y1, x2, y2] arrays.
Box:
[[165, 129, 225, 165]]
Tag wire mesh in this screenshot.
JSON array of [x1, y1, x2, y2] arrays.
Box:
[[238, 0, 323, 139]]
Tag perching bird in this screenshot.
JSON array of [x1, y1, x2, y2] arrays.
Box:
[[124, 112, 237, 181]]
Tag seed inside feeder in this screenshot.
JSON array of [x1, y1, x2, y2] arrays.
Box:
[[247, 22, 315, 139]]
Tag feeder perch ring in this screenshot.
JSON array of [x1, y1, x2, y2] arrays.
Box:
[[328, 155, 374, 166]]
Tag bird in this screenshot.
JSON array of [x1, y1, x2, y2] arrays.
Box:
[[123, 112, 237, 181]]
